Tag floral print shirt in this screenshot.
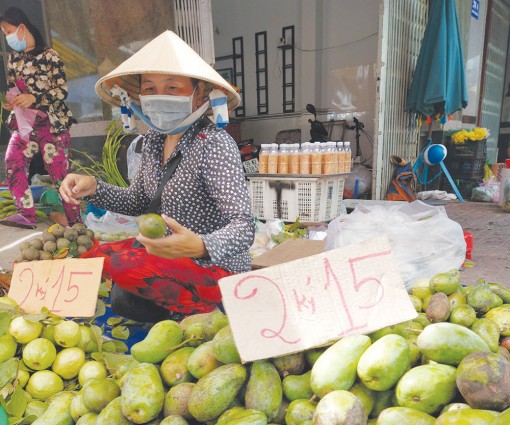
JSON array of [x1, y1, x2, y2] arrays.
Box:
[[7, 48, 76, 134], [90, 118, 255, 273]]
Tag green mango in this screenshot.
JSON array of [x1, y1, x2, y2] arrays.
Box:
[[413, 312, 431, 329], [121, 363, 165, 423], [131, 320, 183, 364], [282, 370, 313, 401], [348, 382, 376, 417], [70, 392, 90, 422], [115, 357, 139, 380], [471, 318, 500, 352], [491, 407, 510, 425], [160, 347, 195, 387], [202, 310, 229, 340], [75, 412, 98, 425], [245, 361, 282, 421], [304, 347, 327, 367], [467, 281, 497, 315], [32, 391, 74, 425], [180, 309, 218, 331], [310, 335, 371, 398], [434, 408, 498, 424], [24, 400, 47, 417], [439, 402, 470, 414], [417, 322, 490, 365], [409, 294, 423, 312], [212, 325, 241, 364], [82, 377, 121, 413], [313, 390, 366, 425], [95, 397, 134, 425], [396, 363, 457, 414], [484, 304, 510, 336], [357, 333, 410, 391], [217, 406, 268, 424], [369, 389, 394, 419], [271, 398, 289, 425], [187, 340, 223, 379], [188, 363, 247, 422], [163, 382, 195, 419], [407, 335, 421, 366], [376, 406, 435, 424], [160, 415, 190, 425], [183, 322, 205, 347], [429, 272, 461, 295], [488, 283, 510, 304], [0, 334, 17, 363], [448, 291, 467, 310], [271, 352, 306, 377], [449, 304, 477, 327], [285, 399, 317, 425]]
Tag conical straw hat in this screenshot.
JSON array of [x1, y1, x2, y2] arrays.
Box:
[[95, 30, 240, 112]]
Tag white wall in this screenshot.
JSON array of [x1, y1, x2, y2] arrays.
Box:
[[212, 0, 379, 151]]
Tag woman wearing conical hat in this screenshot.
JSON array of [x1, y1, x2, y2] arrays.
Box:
[[60, 31, 254, 321]]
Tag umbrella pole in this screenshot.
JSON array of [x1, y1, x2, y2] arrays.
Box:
[[426, 122, 433, 142]]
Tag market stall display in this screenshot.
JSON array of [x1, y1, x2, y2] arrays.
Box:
[[1, 267, 510, 424]]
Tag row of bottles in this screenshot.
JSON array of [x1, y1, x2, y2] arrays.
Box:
[[258, 141, 352, 175]]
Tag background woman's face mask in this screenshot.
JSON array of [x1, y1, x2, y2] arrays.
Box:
[[140, 91, 194, 130], [6, 26, 26, 52]]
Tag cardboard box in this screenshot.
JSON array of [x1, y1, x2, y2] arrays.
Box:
[[251, 239, 325, 269]]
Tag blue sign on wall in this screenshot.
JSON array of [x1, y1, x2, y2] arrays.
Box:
[[471, 0, 480, 20]]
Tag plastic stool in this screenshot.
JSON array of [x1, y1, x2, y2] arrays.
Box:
[[463, 230, 473, 260]]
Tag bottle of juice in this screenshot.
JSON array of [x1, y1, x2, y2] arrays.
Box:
[[258, 144, 270, 174], [267, 143, 279, 174], [299, 142, 311, 174], [344, 141, 352, 172], [324, 141, 338, 174], [278, 144, 289, 174], [290, 143, 300, 174], [311, 142, 322, 175], [337, 141, 345, 173]]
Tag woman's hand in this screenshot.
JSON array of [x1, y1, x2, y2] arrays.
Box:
[[1, 102, 13, 111], [12, 94, 36, 109], [136, 215, 208, 260], [59, 174, 98, 205]]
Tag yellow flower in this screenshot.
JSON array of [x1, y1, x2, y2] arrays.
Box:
[[451, 127, 489, 143]]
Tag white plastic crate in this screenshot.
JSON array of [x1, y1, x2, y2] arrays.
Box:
[[247, 174, 345, 222]]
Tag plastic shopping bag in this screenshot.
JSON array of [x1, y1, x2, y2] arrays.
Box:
[[85, 210, 139, 241], [325, 200, 466, 290]]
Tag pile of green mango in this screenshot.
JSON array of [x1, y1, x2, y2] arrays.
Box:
[[1, 269, 510, 424]]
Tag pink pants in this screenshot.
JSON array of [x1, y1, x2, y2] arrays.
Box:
[[5, 115, 81, 224]]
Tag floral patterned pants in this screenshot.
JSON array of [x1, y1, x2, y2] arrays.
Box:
[[5, 117, 82, 224]]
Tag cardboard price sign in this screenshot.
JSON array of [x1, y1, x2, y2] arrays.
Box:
[[8, 258, 104, 317], [219, 235, 417, 362]]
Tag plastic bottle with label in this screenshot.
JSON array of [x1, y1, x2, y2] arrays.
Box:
[[299, 142, 311, 174], [311, 142, 323, 175], [278, 144, 290, 174], [337, 142, 345, 173], [258, 144, 270, 174], [324, 141, 338, 174], [267, 143, 279, 174], [344, 141, 352, 172], [290, 143, 300, 174]]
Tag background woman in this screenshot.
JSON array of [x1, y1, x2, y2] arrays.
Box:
[[0, 7, 81, 229]]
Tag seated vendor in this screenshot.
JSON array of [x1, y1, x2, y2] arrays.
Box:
[[59, 31, 255, 322]]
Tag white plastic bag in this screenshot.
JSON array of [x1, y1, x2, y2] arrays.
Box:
[[126, 135, 143, 181], [85, 211, 139, 241], [325, 200, 466, 289]]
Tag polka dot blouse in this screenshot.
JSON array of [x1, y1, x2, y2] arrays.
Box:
[[90, 117, 255, 273]]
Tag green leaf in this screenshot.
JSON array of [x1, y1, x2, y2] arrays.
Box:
[[7, 417, 24, 425], [0, 312, 11, 336], [0, 358, 19, 388], [5, 386, 28, 417], [98, 352, 132, 374], [97, 281, 110, 298], [111, 325, 129, 341], [23, 312, 48, 323], [106, 317, 123, 326], [93, 300, 106, 319], [112, 340, 129, 353], [102, 341, 118, 353]]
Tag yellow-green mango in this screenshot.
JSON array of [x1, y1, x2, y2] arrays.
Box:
[[282, 370, 313, 401], [413, 312, 431, 329], [312, 390, 366, 425], [434, 408, 498, 424], [467, 281, 497, 315], [310, 335, 371, 398], [357, 334, 410, 391], [285, 399, 317, 425], [70, 392, 90, 422], [271, 352, 305, 377], [271, 398, 289, 424], [82, 377, 121, 412], [163, 382, 195, 419], [348, 382, 376, 417], [245, 361, 282, 422], [188, 363, 247, 422], [395, 363, 457, 414], [488, 283, 510, 304], [212, 325, 241, 364], [187, 340, 223, 379], [376, 406, 435, 424], [369, 389, 394, 419], [429, 271, 461, 295], [448, 291, 467, 310], [115, 357, 139, 380], [217, 406, 267, 424], [202, 310, 229, 340], [95, 397, 134, 425], [131, 320, 183, 364], [160, 347, 195, 387], [484, 304, 510, 336], [491, 407, 510, 425], [32, 391, 74, 425], [24, 400, 47, 418], [183, 322, 205, 347], [449, 304, 477, 327], [417, 322, 490, 365], [304, 347, 327, 367], [75, 412, 98, 425], [471, 318, 500, 352], [160, 415, 190, 425], [409, 294, 422, 312], [0, 334, 17, 363], [121, 363, 165, 423], [407, 335, 421, 366], [439, 402, 470, 414]]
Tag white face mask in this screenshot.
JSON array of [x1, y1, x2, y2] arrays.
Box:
[[139, 90, 194, 131]]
